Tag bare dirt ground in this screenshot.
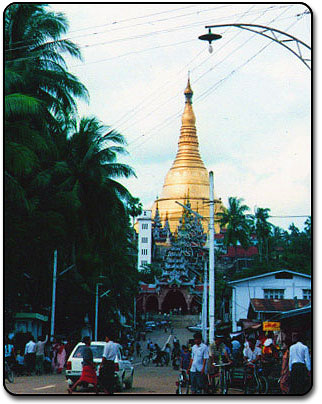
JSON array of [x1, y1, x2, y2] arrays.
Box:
[[4, 325, 243, 396]]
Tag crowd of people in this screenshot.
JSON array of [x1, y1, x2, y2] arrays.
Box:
[[5, 326, 311, 395], [172, 330, 311, 395], [5, 334, 75, 377]]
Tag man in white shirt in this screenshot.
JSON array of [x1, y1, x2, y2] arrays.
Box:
[[289, 332, 311, 394], [243, 338, 262, 365], [24, 336, 37, 375], [99, 332, 119, 394], [187, 332, 209, 394]]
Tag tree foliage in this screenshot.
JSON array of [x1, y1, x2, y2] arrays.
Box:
[[4, 4, 141, 337]]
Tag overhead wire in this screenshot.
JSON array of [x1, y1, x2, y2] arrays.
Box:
[[4, 4, 203, 51], [117, 5, 278, 142], [127, 5, 297, 151], [6, 3, 280, 52], [116, 4, 258, 137]]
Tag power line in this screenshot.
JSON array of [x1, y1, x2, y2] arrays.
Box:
[[6, 3, 281, 52], [124, 6, 300, 149], [4, 4, 203, 51]]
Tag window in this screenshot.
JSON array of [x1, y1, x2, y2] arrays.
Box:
[[141, 223, 149, 230], [303, 289, 311, 300], [142, 237, 148, 243], [264, 289, 284, 299], [142, 249, 148, 256], [141, 260, 147, 266], [275, 272, 293, 279]]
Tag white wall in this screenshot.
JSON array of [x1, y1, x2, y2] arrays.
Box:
[[137, 210, 152, 271], [230, 272, 311, 331]]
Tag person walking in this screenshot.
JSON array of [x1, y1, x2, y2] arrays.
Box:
[[99, 332, 119, 394], [35, 335, 48, 375], [280, 338, 291, 394], [24, 336, 37, 375], [135, 341, 141, 357], [5, 337, 16, 367], [56, 340, 66, 374], [289, 332, 311, 394], [68, 336, 99, 394], [180, 345, 191, 371], [187, 332, 209, 394]]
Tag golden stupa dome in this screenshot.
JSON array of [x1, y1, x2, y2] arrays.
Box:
[[151, 78, 222, 233]]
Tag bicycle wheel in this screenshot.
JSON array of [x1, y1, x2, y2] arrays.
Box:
[[221, 371, 229, 394], [7, 368, 14, 383], [258, 376, 268, 394], [209, 374, 220, 394], [142, 356, 150, 366]]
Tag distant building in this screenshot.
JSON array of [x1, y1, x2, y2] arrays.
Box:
[[228, 270, 311, 331], [137, 210, 152, 271], [14, 312, 48, 339]]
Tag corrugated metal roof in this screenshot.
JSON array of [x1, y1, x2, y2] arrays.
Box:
[[250, 298, 310, 313], [228, 270, 311, 285]]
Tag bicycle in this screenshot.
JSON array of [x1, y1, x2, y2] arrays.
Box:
[[5, 360, 15, 383], [243, 362, 268, 394], [175, 369, 190, 394], [142, 351, 154, 366], [208, 362, 231, 394], [142, 351, 166, 367]]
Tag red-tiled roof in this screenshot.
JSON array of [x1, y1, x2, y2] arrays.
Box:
[[250, 298, 310, 312], [222, 246, 258, 258], [140, 284, 156, 292]]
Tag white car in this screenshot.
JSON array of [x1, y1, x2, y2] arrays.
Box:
[[66, 341, 134, 391], [187, 324, 209, 332]]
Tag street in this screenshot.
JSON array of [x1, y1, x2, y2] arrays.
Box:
[[5, 326, 244, 395]]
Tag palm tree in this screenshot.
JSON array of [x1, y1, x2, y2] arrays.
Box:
[[5, 3, 89, 215], [5, 3, 88, 122], [218, 197, 251, 254], [253, 207, 273, 263], [4, 4, 89, 319], [127, 196, 143, 228]]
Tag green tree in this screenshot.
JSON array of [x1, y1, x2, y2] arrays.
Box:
[[218, 197, 251, 252], [127, 196, 143, 227], [4, 4, 140, 335], [252, 207, 274, 263]]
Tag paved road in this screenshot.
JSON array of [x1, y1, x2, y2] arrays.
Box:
[[5, 326, 243, 395]]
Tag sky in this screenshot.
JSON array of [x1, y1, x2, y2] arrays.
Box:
[[47, 2, 312, 232]]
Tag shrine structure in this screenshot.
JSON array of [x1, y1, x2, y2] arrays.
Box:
[[137, 79, 225, 315]]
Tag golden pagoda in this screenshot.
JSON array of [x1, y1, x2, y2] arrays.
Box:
[[151, 78, 222, 233]]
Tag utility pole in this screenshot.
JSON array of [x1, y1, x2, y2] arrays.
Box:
[[50, 250, 58, 338], [94, 280, 110, 341], [209, 171, 215, 344], [50, 251, 75, 340], [202, 259, 208, 343], [94, 282, 102, 341]]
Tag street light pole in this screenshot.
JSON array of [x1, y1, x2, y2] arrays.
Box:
[[50, 251, 75, 340], [94, 283, 102, 341], [50, 250, 58, 338], [94, 281, 110, 341], [202, 259, 208, 343], [209, 171, 215, 344]]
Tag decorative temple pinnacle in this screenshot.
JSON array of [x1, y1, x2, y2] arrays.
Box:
[[184, 76, 193, 104]]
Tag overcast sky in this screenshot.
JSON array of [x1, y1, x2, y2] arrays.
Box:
[[49, 2, 312, 231]]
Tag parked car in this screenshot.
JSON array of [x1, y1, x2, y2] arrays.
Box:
[[66, 341, 134, 391], [145, 321, 157, 329], [186, 324, 209, 333]]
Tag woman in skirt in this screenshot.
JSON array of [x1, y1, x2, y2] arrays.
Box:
[[68, 336, 99, 394]]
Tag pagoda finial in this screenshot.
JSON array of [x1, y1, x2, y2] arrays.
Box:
[[184, 74, 193, 104]]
